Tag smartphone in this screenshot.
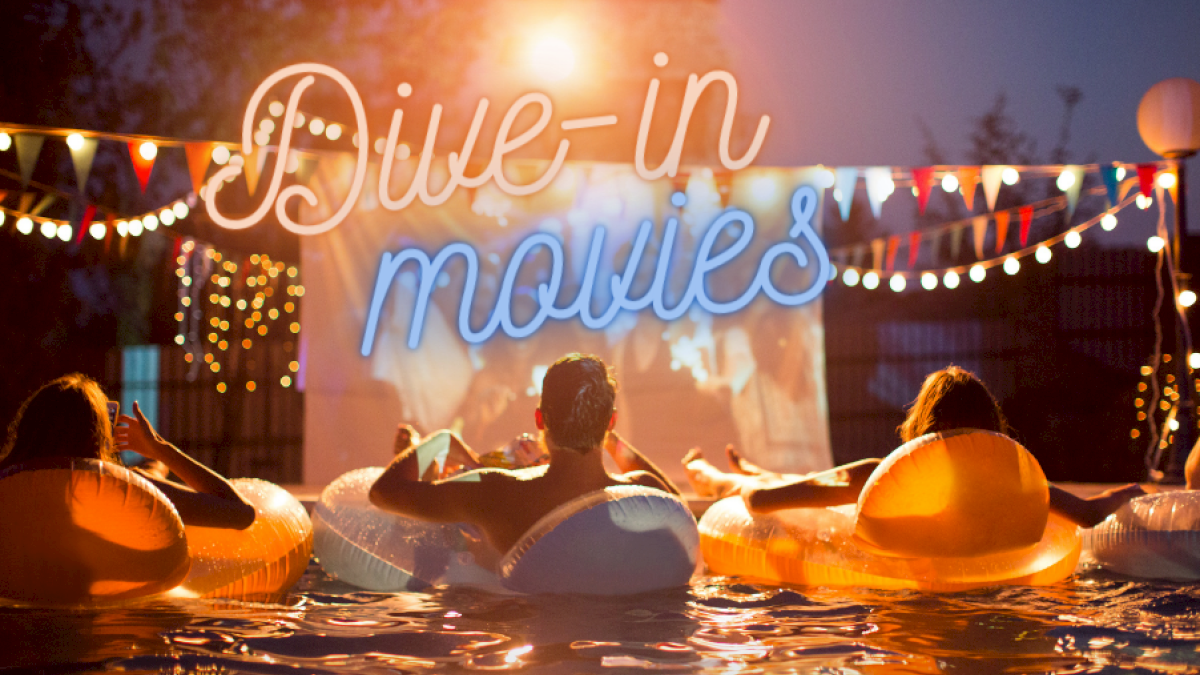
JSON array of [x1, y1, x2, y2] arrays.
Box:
[[107, 401, 119, 427]]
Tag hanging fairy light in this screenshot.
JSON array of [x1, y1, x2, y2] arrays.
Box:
[[943, 270, 960, 289], [862, 271, 880, 290], [1003, 256, 1020, 275], [920, 272, 938, 290], [969, 264, 986, 283], [1035, 245, 1052, 264], [1001, 167, 1020, 185], [1064, 231, 1082, 249], [1148, 236, 1166, 253], [1101, 213, 1118, 231], [889, 274, 906, 292], [842, 268, 860, 287]]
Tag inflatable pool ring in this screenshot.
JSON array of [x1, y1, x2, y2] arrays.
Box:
[[1087, 491, 1200, 580], [174, 478, 313, 599], [313, 467, 699, 594], [0, 458, 190, 605], [699, 430, 1082, 590]]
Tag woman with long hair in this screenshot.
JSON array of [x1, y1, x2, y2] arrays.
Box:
[[684, 366, 1144, 527], [0, 373, 254, 529]]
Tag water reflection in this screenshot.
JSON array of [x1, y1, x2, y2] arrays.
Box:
[[2, 564, 1200, 674]]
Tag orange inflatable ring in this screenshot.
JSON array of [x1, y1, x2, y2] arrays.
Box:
[[173, 478, 313, 600], [0, 458, 190, 606], [699, 430, 1082, 590]]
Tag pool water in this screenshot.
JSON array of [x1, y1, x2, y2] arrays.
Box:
[[3, 558, 1199, 674]]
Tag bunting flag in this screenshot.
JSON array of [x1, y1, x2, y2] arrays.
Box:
[[958, 166, 979, 211], [78, 204, 96, 245], [972, 215, 988, 260], [994, 210, 1010, 254], [908, 231, 921, 269], [1099, 165, 1121, 208], [0, 191, 7, 205], [834, 167, 858, 222], [928, 229, 941, 267], [981, 166, 1004, 212], [17, 192, 33, 214], [1062, 165, 1086, 220], [184, 143, 215, 195], [950, 226, 964, 260], [68, 136, 99, 195], [127, 141, 156, 192], [912, 167, 935, 215], [1137, 164, 1157, 199], [885, 235, 900, 271], [850, 244, 865, 269], [864, 167, 891, 219], [1019, 205, 1033, 246], [244, 149, 269, 197], [30, 194, 55, 217], [15, 134, 44, 187], [295, 155, 320, 186], [870, 237, 885, 270]]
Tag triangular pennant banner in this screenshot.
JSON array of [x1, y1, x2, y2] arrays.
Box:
[[885, 235, 900, 271], [850, 244, 865, 269], [864, 167, 892, 220], [981, 166, 1004, 212], [18, 192, 34, 214], [950, 226, 964, 260], [870, 238, 885, 271], [68, 136, 99, 195], [30, 194, 55, 217], [1063, 165, 1085, 220], [972, 215, 988, 260], [296, 155, 320, 186], [184, 143, 215, 195], [834, 167, 858, 222], [244, 149, 269, 197], [1019, 206, 1033, 246], [908, 231, 921, 269], [79, 204, 96, 245], [1100, 165, 1121, 209], [0, 190, 8, 206], [994, 211, 1010, 254], [1137, 164, 1157, 199], [126, 141, 156, 192], [928, 230, 942, 267], [958, 166, 979, 211], [912, 167, 935, 215], [15, 135, 45, 187]]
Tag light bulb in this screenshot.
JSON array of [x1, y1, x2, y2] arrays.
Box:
[[1056, 169, 1075, 191], [1148, 236, 1166, 253], [66, 133, 84, 151], [268, 101, 284, 116], [1065, 231, 1082, 249], [1158, 172, 1177, 190], [920, 272, 938, 290], [969, 264, 986, 283], [943, 270, 960, 289], [1101, 214, 1117, 231], [889, 274, 906, 292], [16, 217, 32, 235], [138, 141, 157, 161], [1180, 290, 1197, 308], [1001, 167, 1019, 185], [941, 174, 959, 192], [862, 271, 880, 290], [842, 268, 860, 287], [309, 118, 325, 136], [1035, 246, 1052, 264], [212, 146, 231, 165], [89, 223, 105, 240], [325, 123, 342, 141], [1003, 257, 1020, 275]]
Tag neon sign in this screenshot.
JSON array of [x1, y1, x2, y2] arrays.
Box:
[[203, 58, 829, 349], [360, 186, 829, 351]]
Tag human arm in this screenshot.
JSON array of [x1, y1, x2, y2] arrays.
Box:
[[1048, 483, 1146, 528], [369, 430, 502, 522], [605, 431, 683, 496], [116, 402, 255, 530], [742, 459, 881, 513]]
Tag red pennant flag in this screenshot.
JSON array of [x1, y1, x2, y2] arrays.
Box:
[[885, 235, 901, 271], [126, 141, 156, 192], [908, 231, 921, 268], [1137, 164, 1157, 199], [0, 190, 8, 205], [912, 167, 935, 215], [1019, 206, 1033, 246], [74, 204, 95, 246], [958, 167, 980, 211], [184, 142, 215, 195], [994, 211, 1010, 254]]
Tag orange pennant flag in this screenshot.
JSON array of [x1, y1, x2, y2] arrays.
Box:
[[243, 150, 269, 197], [126, 141, 156, 192], [18, 192, 34, 214], [184, 143, 215, 195], [972, 215, 988, 260], [885, 235, 900, 271], [958, 167, 980, 212], [994, 211, 1010, 254]]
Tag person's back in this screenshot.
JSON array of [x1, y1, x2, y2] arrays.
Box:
[[370, 353, 680, 555]]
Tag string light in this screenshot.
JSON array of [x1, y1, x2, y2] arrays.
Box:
[[862, 271, 880, 290], [943, 270, 960, 289], [1101, 213, 1118, 231], [842, 268, 860, 287], [1064, 231, 1082, 249], [889, 274, 906, 292], [1003, 256, 1020, 275], [1148, 236, 1166, 253], [969, 265, 986, 283], [1179, 290, 1197, 308], [920, 272, 938, 290]]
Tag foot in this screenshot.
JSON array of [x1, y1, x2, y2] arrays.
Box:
[[684, 448, 748, 499], [394, 424, 421, 456], [726, 445, 766, 476]]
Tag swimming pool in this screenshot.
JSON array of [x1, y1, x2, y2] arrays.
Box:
[[3, 557, 1199, 674]]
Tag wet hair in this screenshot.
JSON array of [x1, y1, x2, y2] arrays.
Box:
[[898, 366, 1008, 443], [0, 374, 117, 471], [539, 353, 616, 452]]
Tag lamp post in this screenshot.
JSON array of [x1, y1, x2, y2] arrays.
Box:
[[1137, 77, 1200, 482]]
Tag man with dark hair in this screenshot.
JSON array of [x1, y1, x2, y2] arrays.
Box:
[[370, 353, 680, 556]]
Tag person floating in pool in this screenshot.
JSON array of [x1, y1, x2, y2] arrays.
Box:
[[683, 365, 1145, 528], [0, 373, 255, 529], [369, 353, 682, 554]]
